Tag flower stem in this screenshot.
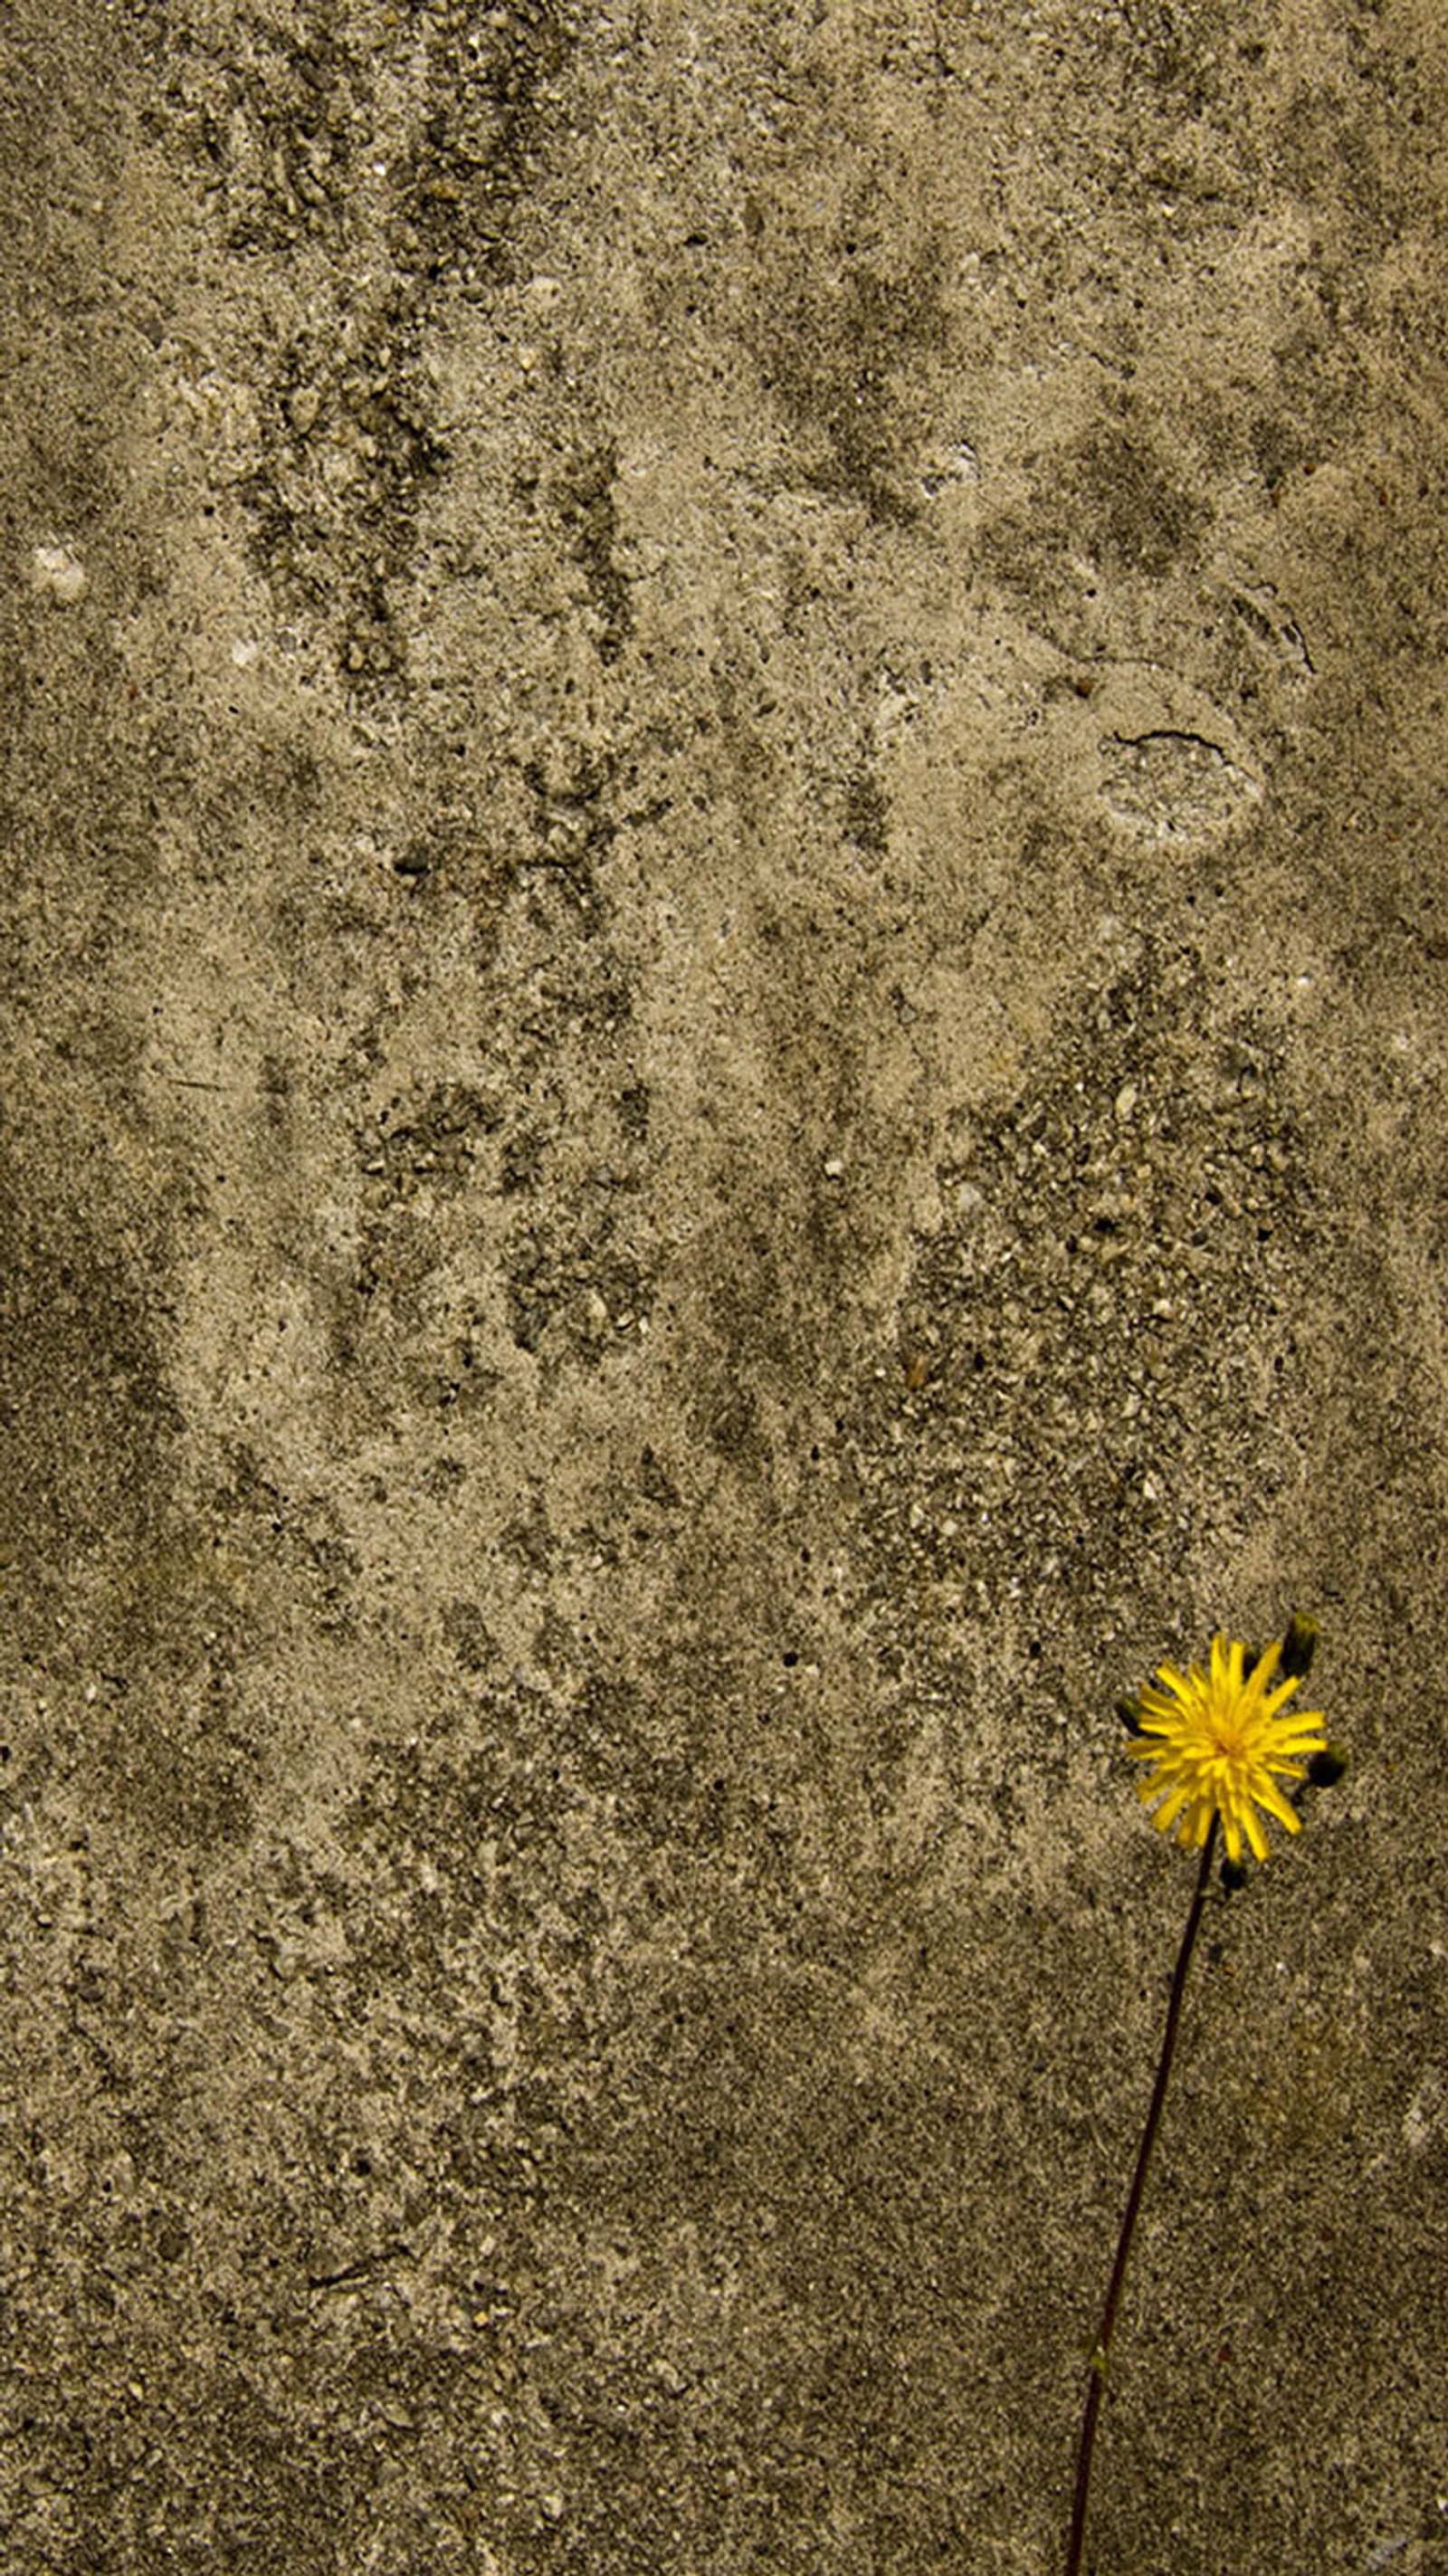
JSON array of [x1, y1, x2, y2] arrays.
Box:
[[1065, 1813, 1220, 2576]]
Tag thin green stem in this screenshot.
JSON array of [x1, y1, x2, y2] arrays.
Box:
[[1065, 1814, 1220, 2576]]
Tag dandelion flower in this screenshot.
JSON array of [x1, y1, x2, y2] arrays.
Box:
[[1127, 1632, 1329, 1865]]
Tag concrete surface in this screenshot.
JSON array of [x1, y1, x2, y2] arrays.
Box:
[[2, 1, 1446, 2569]]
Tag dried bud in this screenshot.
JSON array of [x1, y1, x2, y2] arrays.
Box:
[[1307, 1741, 1348, 1789], [1279, 1613, 1319, 1681]]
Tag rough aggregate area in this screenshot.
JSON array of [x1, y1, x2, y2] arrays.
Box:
[[2, 1, 1447, 2570]]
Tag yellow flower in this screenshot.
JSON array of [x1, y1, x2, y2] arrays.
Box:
[[1127, 1633, 1329, 1865]]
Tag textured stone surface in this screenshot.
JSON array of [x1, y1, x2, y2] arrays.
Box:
[[2, 3, 1446, 2569]]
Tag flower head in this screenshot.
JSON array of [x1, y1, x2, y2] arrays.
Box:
[[1127, 1631, 1329, 1865]]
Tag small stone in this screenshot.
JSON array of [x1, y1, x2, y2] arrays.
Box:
[[31, 544, 87, 605], [919, 439, 980, 495], [288, 384, 321, 434]]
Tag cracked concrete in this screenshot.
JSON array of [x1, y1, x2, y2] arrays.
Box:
[[2, 2, 1447, 2570]]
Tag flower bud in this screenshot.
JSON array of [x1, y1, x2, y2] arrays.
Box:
[[1278, 1613, 1319, 1681], [1306, 1741, 1348, 1788], [1219, 1855, 1248, 1894], [1115, 1698, 1144, 1736]]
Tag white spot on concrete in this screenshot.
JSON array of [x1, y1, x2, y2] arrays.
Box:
[[30, 543, 87, 605]]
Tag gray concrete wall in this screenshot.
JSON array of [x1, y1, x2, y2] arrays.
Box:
[[2, 2, 1445, 2568]]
